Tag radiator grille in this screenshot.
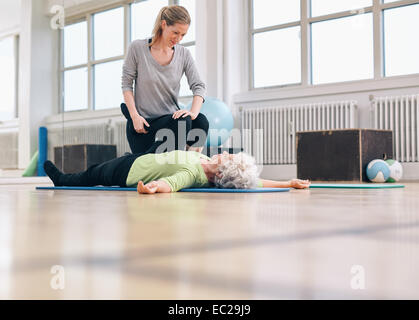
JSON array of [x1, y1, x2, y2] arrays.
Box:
[[372, 94, 419, 163], [0, 131, 18, 169], [241, 101, 357, 164], [47, 121, 131, 161]]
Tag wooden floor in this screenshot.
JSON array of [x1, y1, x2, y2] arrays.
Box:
[[0, 180, 418, 299]]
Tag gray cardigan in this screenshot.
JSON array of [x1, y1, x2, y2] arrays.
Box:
[[121, 38, 206, 118]]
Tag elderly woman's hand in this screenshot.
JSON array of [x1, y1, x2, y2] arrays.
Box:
[[290, 179, 311, 189], [137, 181, 159, 194]]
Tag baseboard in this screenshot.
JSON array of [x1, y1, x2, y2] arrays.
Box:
[[0, 169, 24, 178], [399, 162, 419, 181], [0, 176, 51, 185]]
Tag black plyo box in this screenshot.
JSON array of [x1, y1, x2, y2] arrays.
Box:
[[296, 129, 393, 182], [54, 144, 117, 174]]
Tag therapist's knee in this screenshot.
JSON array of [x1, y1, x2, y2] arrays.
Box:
[[194, 113, 209, 133]]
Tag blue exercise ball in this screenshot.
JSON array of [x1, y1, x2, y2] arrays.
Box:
[[366, 159, 390, 183], [186, 97, 234, 147]]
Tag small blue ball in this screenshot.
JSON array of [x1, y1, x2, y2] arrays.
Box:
[[366, 159, 390, 183]]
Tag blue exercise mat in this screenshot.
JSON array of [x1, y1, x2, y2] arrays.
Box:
[[36, 186, 137, 191], [36, 186, 290, 193], [179, 188, 290, 193]]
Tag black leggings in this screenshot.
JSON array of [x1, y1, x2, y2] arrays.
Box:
[[58, 153, 142, 187], [121, 103, 209, 154]]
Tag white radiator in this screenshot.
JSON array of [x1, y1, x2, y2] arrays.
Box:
[[371, 94, 419, 163], [0, 131, 18, 169], [114, 121, 131, 156], [241, 101, 357, 164], [47, 121, 131, 161]]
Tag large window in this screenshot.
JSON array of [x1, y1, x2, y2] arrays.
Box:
[[131, 0, 168, 41], [64, 67, 88, 111], [93, 8, 124, 60], [311, 13, 373, 84], [250, 0, 419, 89], [0, 36, 18, 121], [254, 27, 301, 88], [251, 0, 301, 88], [93, 7, 125, 110], [383, 3, 419, 77], [310, 0, 371, 17], [310, 0, 374, 85], [61, 0, 196, 113], [63, 21, 88, 111]]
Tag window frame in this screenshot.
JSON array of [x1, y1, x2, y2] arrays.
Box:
[[13, 35, 19, 119], [248, 0, 419, 91], [60, 0, 195, 114]]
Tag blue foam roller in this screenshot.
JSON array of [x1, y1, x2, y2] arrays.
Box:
[[37, 127, 48, 176]]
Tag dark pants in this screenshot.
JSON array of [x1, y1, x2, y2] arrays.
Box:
[[58, 153, 142, 187], [121, 103, 209, 154]]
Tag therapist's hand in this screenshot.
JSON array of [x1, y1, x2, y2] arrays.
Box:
[[172, 110, 197, 120], [132, 115, 150, 134]]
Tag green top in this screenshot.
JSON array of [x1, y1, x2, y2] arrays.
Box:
[[126, 150, 211, 191]]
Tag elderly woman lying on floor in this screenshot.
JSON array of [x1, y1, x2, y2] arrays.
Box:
[[43, 150, 310, 194]]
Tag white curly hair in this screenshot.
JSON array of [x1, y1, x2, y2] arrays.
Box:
[[213, 152, 260, 189]]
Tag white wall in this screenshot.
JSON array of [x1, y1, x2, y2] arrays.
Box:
[[18, 0, 59, 168], [0, 0, 21, 36], [222, 0, 249, 118], [0, 0, 21, 170], [0, 0, 59, 169]]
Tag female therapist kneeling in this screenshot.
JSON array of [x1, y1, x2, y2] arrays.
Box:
[[121, 5, 208, 154]]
